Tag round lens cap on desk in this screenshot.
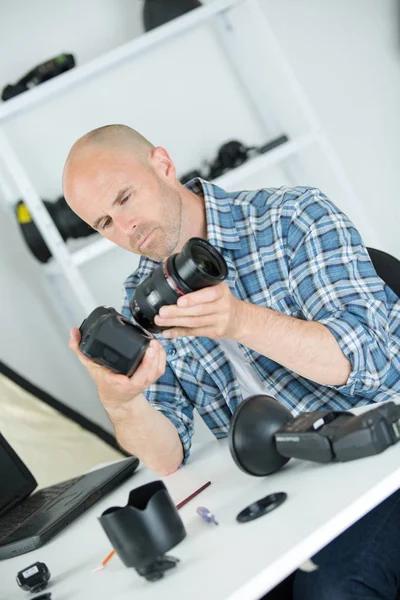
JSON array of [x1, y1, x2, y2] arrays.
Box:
[[236, 492, 287, 523]]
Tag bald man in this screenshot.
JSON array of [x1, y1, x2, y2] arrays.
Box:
[[63, 124, 400, 600], [62, 123, 354, 473]]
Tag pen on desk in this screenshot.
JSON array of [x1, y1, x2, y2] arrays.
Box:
[[92, 550, 116, 572], [93, 480, 212, 572], [176, 480, 212, 509]]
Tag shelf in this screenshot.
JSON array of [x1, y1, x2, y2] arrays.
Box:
[[66, 132, 318, 268], [0, 0, 243, 124], [72, 236, 116, 266], [0, 0, 356, 322]]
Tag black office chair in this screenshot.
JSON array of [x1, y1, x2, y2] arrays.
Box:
[[366, 247, 400, 299]]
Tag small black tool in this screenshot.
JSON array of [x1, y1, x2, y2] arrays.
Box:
[[16, 561, 51, 592], [237, 492, 287, 523], [32, 594, 52, 600]]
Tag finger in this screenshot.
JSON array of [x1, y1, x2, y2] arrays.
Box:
[[156, 343, 166, 376], [78, 352, 109, 378], [68, 327, 81, 352], [97, 348, 159, 388], [162, 327, 207, 339], [142, 341, 163, 384], [158, 303, 214, 319], [68, 332, 94, 368], [177, 284, 224, 308], [156, 315, 212, 329], [130, 340, 160, 387], [68, 327, 111, 377], [69, 327, 91, 364]]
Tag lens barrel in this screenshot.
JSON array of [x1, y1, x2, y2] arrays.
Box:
[[130, 238, 228, 333], [174, 238, 227, 290]]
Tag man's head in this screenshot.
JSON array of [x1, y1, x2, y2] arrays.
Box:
[[62, 124, 184, 261]]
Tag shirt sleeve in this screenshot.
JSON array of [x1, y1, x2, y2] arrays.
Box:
[[121, 274, 194, 465], [142, 364, 194, 465], [287, 188, 393, 399]]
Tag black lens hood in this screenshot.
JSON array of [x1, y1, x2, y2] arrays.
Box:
[[99, 481, 186, 579]]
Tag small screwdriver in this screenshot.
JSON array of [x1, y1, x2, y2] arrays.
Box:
[[197, 506, 219, 526]]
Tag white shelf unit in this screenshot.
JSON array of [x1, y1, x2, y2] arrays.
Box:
[[0, 0, 364, 324]]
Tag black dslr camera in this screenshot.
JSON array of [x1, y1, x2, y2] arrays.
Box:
[[229, 395, 400, 477], [79, 238, 228, 376]]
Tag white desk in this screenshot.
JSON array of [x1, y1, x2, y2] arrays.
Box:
[[1, 437, 399, 600]]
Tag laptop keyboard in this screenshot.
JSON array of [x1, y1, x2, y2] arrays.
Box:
[[0, 476, 82, 544]]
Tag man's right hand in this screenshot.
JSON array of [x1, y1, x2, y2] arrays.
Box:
[[68, 327, 166, 411]]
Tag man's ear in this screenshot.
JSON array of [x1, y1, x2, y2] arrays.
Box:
[[150, 146, 176, 180]]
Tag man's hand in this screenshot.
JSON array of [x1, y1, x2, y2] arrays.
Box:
[[68, 327, 166, 412], [154, 282, 244, 340]]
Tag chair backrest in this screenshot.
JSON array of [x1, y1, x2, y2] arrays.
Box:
[[366, 247, 400, 298]]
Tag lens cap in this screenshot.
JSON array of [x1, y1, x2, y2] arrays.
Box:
[[236, 492, 287, 523]]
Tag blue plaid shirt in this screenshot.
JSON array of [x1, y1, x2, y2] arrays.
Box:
[[122, 179, 400, 463]]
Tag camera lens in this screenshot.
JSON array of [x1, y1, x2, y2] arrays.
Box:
[[130, 238, 228, 333], [173, 238, 227, 291], [190, 245, 220, 277]]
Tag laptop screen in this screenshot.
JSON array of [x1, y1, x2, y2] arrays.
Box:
[[0, 433, 37, 517]]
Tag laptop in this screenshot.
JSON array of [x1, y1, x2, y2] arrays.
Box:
[[0, 432, 139, 560]]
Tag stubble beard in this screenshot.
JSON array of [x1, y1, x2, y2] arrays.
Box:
[[138, 191, 183, 262]]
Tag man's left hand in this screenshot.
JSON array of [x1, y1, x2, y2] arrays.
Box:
[[154, 283, 244, 340]]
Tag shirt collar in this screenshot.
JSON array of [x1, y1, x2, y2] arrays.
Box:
[[184, 178, 241, 250]]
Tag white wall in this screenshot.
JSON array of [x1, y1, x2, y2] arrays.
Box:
[[0, 0, 399, 435], [264, 0, 400, 257]]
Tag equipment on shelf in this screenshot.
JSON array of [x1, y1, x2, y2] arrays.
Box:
[[143, 0, 202, 32], [180, 135, 289, 184], [229, 395, 400, 476], [15, 197, 96, 263], [2, 54, 75, 102], [0, 0, 357, 330], [79, 238, 228, 375]]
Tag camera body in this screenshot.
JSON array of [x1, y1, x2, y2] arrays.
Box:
[[79, 307, 153, 377], [79, 238, 228, 376]]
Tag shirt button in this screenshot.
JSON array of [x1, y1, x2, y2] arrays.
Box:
[[168, 348, 177, 357]]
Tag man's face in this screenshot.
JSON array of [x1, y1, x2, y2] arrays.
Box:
[[64, 147, 183, 261]]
